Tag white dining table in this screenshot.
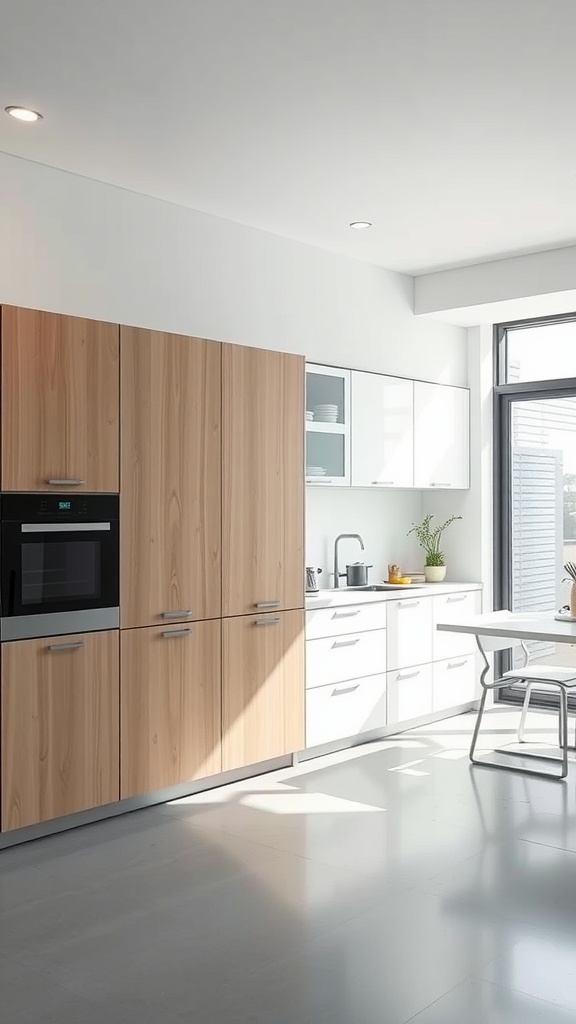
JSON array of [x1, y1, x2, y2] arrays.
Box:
[[436, 609, 576, 779]]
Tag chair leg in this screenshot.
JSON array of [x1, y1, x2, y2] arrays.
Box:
[[469, 687, 489, 765], [518, 682, 532, 742], [560, 689, 569, 779]]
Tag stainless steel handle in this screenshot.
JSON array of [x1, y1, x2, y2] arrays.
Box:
[[22, 522, 111, 533], [447, 595, 467, 603], [46, 478, 84, 486], [398, 600, 420, 608], [162, 628, 192, 638], [162, 610, 192, 619], [371, 480, 395, 485], [447, 659, 468, 670], [331, 638, 360, 648], [307, 478, 332, 483], [255, 616, 280, 626], [48, 641, 85, 652], [397, 669, 420, 680], [332, 609, 361, 619], [430, 482, 452, 487], [332, 683, 361, 696], [255, 600, 280, 609]]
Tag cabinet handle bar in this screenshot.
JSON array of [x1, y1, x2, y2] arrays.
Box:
[[162, 610, 192, 619], [331, 638, 360, 648], [255, 601, 280, 609], [48, 641, 85, 652], [162, 628, 192, 638], [46, 478, 84, 486], [255, 617, 281, 626]]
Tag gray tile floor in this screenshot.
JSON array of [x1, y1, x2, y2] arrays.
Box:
[[3, 707, 576, 1022]]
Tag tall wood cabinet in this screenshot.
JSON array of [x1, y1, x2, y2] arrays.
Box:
[[120, 328, 221, 627], [120, 620, 221, 798], [222, 610, 305, 771], [1, 306, 119, 491], [222, 344, 305, 617], [1, 631, 119, 831]]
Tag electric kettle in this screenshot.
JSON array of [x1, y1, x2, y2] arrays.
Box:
[[306, 567, 322, 592]]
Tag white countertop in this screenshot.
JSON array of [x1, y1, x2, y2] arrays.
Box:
[[305, 581, 482, 611], [436, 609, 576, 646]]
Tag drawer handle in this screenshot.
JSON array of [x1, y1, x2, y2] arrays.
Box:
[[371, 480, 395, 485], [255, 600, 280, 609], [162, 628, 193, 638], [446, 595, 467, 603], [331, 683, 361, 696], [48, 641, 85, 652], [307, 478, 332, 483], [162, 609, 192, 619], [430, 482, 452, 487], [332, 609, 361, 619], [46, 478, 85, 486], [397, 669, 420, 680], [447, 659, 468, 670], [398, 600, 420, 608], [255, 616, 280, 626], [331, 638, 360, 649]]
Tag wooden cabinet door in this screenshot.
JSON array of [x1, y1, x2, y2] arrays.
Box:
[[222, 345, 304, 616], [413, 381, 470, 489], [120, 620, 221, 798], [222, 610, 305, 771], [1, 306, 119, 491], [121, 328, 221, 627], [351, 371, 414, 487], [1, 631, 119, 831]]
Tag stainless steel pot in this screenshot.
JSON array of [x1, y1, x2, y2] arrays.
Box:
[[340, 562, 373, 587]]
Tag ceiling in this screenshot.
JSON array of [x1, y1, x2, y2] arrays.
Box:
[[1, 0, 576, 275]]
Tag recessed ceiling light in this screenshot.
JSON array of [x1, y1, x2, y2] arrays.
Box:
[[349, 221, 372, 230], [4, 106, 43, 122]]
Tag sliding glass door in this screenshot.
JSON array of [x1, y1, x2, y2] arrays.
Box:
[[495, 316, 576, 704]]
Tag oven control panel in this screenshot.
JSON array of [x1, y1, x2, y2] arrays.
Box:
[[0, 493, 119, 522]]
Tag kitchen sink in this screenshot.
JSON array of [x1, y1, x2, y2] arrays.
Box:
[[345, 583, 424, 591]]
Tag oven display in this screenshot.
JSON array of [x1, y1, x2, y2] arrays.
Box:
[[58, 501, 72, 511]]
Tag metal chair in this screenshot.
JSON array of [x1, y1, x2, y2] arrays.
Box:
[[470, 634, 576, 780]]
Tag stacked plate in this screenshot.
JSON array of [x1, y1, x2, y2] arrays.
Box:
[[313, 403, 339, 423], [306, 465, 327, 477], [305, 411, 314, 422]]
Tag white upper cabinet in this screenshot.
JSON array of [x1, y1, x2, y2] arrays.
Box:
[[305, 364, 350, 485], [351, 371, 414, 488], [413, 382, 470, 490]]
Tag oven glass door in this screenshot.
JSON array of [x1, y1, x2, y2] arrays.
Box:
[[1, 521, 119, 618]]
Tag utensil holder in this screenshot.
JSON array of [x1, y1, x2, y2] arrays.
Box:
[[571, 583, 576, 619]]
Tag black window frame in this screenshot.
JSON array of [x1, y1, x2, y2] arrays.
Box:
[[494, 311, 576, 707]]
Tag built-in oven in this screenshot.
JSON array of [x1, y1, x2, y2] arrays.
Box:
[[0, 493, 119, 640]]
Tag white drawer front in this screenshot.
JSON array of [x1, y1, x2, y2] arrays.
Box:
[[386, 597, 433, 670], [387, 664, 433, 724], [306, 602, 387, 641], [306, 674, 387, 747], [432, 590, 481, 661], [433, 655, 478, 712], [306, 629, 386, 689]]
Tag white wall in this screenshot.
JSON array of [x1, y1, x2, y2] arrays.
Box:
[[422, 326, 494, 600], [306, 488, 424, 587], [0, 152, 466, 380], [415, 245, 576, 326], [0, 151, 468, 580]]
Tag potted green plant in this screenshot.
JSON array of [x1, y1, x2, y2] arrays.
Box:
[[407, 513, 462, 582]]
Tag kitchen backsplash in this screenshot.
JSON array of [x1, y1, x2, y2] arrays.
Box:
[[306, 486, 423, 587]]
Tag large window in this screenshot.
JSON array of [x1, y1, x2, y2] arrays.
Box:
[[495, 315, 576, 703]]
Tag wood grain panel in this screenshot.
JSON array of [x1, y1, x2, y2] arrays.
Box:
[[120, 620, 221, 798], [1, 306, 119, 491], [120, 328, 221, 627], [1, 631, 119, 831], [222, 610, 305, 771], [222, 345, 305, 616]]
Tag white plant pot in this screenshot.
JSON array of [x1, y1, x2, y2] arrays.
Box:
[[424, 565, 447, 583]]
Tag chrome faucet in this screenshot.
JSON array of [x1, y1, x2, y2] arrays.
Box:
[[333, 533, 365, 588]]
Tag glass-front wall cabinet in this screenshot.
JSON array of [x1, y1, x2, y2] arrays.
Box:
[[305, 364, 350, 484]]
